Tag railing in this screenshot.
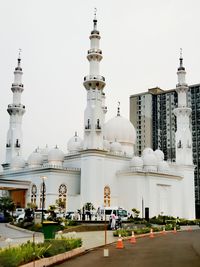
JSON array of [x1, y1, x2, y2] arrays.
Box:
[[84, 75, 105, 82], [88, 49, 102, 54], [7, 104, 25, 109]]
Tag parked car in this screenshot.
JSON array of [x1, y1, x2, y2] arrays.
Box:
[[13, 208, 25, 217], [0, 212, 5, 223], [16, 213, 25, 223]]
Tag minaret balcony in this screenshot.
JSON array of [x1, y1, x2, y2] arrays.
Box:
[[7, 104, 26, 115], [12, 83, 23, 87], [95, 125, 101, 132], [11, 83, 24, 93], [83, 75, 106, 90], [87, 49, 103, 61], [88, 48, 102, 55], [174, 107, 191, 117]]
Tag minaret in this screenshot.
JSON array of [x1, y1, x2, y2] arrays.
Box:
[[83, 10, 107, 150], [5, 51, 26, 163], [174, 49, 193, 165]]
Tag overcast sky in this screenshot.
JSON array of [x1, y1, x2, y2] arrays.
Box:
[[0, 0, 200, 167]]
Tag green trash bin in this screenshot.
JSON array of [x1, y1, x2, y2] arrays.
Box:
[[42, 221, 59, 239]]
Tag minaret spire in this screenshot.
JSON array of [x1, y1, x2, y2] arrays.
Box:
[[117, 101, 120, 116], [93, 8, 97, 31], [5, 52, 26, 164], [174, 51, 192, 165], [178, 48, 184, 69], [83, 12, 107, 150]]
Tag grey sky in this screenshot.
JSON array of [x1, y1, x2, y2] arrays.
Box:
[[0, 0, 200, 167]]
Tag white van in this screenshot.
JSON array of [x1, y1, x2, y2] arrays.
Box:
[[98, 207, 128, 221]]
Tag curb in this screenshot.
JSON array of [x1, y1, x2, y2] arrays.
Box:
[[19, 247, 85, 267]]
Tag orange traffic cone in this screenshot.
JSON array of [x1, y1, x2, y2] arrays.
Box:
[[130, 231, 136, 244], [173, 226, 177, 234], [149, 228, 154, 238], [162, 226, 166, 235], [116, 234, 124, 249]]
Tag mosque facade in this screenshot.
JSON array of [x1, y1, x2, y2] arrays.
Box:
[[0, 16, 195, 219]]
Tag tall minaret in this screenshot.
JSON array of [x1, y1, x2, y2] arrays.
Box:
[[5, 51, 26, 163], [83, 10, 107, 150], [174, 49, 193, 165]]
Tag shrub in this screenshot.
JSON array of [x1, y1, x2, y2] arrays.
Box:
[[0, 237, 82, 267], [43, 238, 82, 257], [67, 220, 78, 226]]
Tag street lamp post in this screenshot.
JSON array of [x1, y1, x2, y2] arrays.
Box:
[[41, 176, 47, 225]]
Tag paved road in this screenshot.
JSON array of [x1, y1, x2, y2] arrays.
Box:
[[0, 223, 43, 247], [56, 230, 200, 267]]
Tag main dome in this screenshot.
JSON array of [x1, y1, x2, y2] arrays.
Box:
[[104, 115, 136, 156], [104, 115, 136, 144]]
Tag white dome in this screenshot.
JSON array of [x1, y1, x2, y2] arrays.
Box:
[[48, 146, 64, 164], [154, 149, 164, 162], [38, 145, 50, 159], [67, 133, 83, 152], [104, 115, 136, 145], [11, 154, 26, 169], [142, 147, 154, 156], [130, 156, 143, 167], [143, 153, 157, 166], [28, 150, 43, 167], [103, 139, 110, 151], [158, 161, 169, 172], [110, 141, 122, 153]]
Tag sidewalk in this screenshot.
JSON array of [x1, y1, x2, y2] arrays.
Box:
[[0, 223, 43, 248], [56, 230, 118, 250]]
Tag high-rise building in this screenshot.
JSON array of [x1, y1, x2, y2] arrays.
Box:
[[130, 77, 200, 218]]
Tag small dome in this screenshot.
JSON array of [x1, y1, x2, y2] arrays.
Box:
[[158, 161, 169, 173], [38, 145, 50, 160], [130, 156, 143, 167], [154, 149, 164, 162], [11, 154, 26, 169], [28, 149, 43, 167], [110, 141, 122, 153], [143, 153, 157, 166], [104, 115, 136, 145], [48, 146, 64, 165], [103, 139, 110, 151], [142, 147, 154, 156], [67, 132, 83, 152]]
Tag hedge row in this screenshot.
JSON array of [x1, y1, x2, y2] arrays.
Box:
[[0, 237, 82, 267]]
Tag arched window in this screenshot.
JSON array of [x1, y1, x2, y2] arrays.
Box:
[[31, 184, 37, 204], [39, 182, 46, 209], [104, 186, 111, 207], [58, 184, 67, 211]]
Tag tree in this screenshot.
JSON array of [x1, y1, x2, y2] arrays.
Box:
[[26, 202, 37, 210], [55, 199, 65, 213], [0, 197, 15, 216]]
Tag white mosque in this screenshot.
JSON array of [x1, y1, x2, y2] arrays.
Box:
[[0, 15, 195, 219]]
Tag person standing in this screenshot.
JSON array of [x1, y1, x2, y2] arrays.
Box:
[[111, 213, 116, 230]]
